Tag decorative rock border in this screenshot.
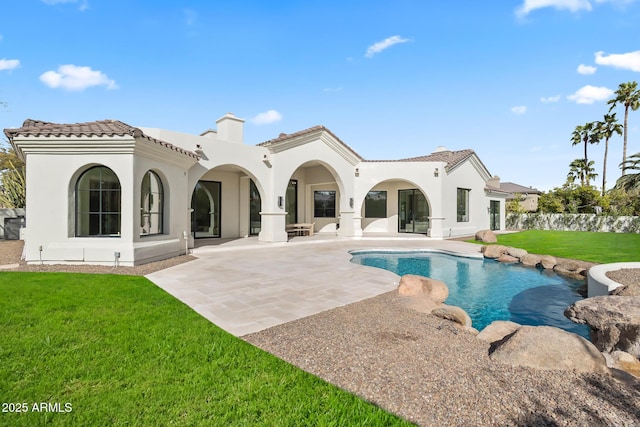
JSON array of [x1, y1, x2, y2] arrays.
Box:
[[480, 245, 588, 279], [587, 262, 640, 297]]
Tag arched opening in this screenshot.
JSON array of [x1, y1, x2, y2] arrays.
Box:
[[360, 179, 431, 235], [140, 170, 164, 236], [75, 165, 121, 237]]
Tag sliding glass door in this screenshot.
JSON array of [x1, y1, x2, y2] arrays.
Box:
[[191, 180, 221, 238], [398, 189, 429, 234]]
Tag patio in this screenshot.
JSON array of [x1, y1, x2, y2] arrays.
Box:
[[146, 236, 481, 336]]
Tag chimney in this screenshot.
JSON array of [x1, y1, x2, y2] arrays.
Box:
[[487, 175, 500, 188], [216, 113, 244, 143]]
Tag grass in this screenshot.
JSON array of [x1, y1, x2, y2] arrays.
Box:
[[0, 272, 412, 426], [472, 230, 640, 263]]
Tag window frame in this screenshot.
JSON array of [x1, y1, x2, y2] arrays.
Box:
[[140, 170, 164, 236], [313, 190, 336, 218], [364, 190, 387, 218], [75, 166, 121, 237], [457, 188, 470, 222]]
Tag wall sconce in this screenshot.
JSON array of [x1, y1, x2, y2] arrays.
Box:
[[355, 167, 359, 177], [349, 197, 354, 208], [262, 154, 272, 168], [278, 196, 284, 209], [434, 168, 439, 177]]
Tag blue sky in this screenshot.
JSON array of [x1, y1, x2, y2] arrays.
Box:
[[1, 0, 640, 191]]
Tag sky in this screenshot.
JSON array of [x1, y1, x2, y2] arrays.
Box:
[[1, 0, 640, 191]]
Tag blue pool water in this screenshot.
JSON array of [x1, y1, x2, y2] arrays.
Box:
[[350, 251, 589, 338]]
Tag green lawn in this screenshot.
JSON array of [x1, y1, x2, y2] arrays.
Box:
[[475, 230, 640, 263], [0, 272, 411, 426]]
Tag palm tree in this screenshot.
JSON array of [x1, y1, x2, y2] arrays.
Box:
[[567, 159, 598, 187], [615, 152, 640, 191], [595, 113, 623, 195], [570, 122, 599, 186], [607, 81, 640, 175]]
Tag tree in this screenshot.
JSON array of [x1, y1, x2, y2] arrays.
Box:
[[595, 113, 623, 195], [0, 160, 25, 208], [570, 121, 599, 186], [614, 152, 640, 192], [567, 158, 597, 187], [607, 81, 640, 175]]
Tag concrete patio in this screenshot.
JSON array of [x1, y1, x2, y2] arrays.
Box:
[[145, 236, 482, 336]]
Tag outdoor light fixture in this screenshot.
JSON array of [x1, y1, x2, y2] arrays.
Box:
[[349, 197, 354, 208], [434, 168, 439, 177], [355, 167, 360, 177], [278, 196, 284, 208], [262, 154, 272, 168]]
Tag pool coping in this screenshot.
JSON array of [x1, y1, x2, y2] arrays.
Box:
[[587, 262, 640, 297]]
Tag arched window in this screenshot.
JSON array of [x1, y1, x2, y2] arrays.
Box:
[[140, 170, 164, 236], [76, 166, 121, 237]]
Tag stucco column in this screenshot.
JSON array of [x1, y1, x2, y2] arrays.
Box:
[[259, 211, 288, 243], [338, 210, 362, 237], [428, 216, 445, 238]]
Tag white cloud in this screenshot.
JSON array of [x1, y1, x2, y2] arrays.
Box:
[[0, 59, 20, 71], [516, 0, 636, 17], [567, 85, 613, 104], [577, 64, 597, 74], [365, 35, 410, 58], [323, 87, 343, 92], [42, 0, 88, 10], [594, 50, 640, 72], [39, 64, 118, 91], [251, 110, 282, 125], [516, 0, 591, 17], [511, 106, 527, 114], [540, 95, 561, 103]]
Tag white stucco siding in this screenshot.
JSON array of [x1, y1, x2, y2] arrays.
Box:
[[442, 160, 492, 237]]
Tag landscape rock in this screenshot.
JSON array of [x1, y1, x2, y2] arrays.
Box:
[[554, 259, 587, 278], [520, 254, 542, 267], [482, 245, 507, 259], [611, 283, 640, 296], [540, 255, 557, 270], [477, 320, 521, 344], [506, 247, 528, 260], [497, 254, 519, 263], [431, 305, 472, 328], [564, 296, 640, 358], [475, 229, 497, 243], [488, 325, 608, 374], [397, 274, 448, 303]]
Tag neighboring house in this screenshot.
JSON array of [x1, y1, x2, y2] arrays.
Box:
[[4, 113, 508, 266], [499, 181, 542, 212]]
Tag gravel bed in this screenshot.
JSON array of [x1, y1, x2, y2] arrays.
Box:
[[607, 268, 640, 287], [244, 291, 640, 426]]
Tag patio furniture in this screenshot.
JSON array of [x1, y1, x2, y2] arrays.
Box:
[[286, 222, 315, 237]]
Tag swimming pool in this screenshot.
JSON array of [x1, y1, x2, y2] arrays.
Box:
[[350, 250, 589, 337]]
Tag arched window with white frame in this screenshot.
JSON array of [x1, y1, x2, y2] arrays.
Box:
[[76, 166, 121, 237], [140, 170, 164, 236]]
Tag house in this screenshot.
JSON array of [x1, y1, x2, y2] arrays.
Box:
[[499, 181, 542, 212], [4, 113, 507, 266]]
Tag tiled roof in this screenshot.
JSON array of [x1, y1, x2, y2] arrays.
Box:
[[365, 149, 476, 171], [4, 119, 200, 159], [499, 182, 541, 195], [258, 125, 364, 161]]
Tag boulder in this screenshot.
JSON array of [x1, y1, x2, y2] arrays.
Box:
[[488, 325, 608, 374], [475, 229, 497, 243], [564, 296, 640, 358], [554, 260, 587, 278], [431, 305, 472, 328], [611, 351, 640, 378], [611, 283, 640, 296], [506, 247, 528, 260], [482, 245, 507, 259], [497, 254, 519, 263], [540, 255, 557, 270], [397, 275, 448, 303], [477, 320, 521, 344], [520, 254, 542, 267]]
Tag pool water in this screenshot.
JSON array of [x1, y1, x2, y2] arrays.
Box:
[[350, 251, 589, 338]]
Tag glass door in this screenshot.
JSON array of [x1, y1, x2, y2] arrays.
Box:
[[285, 179, 298, 225], [490, 200, 500, 231], [191, 180, 221, 238], [249, 179, 261, 235], [398, 189, 429, 234]]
